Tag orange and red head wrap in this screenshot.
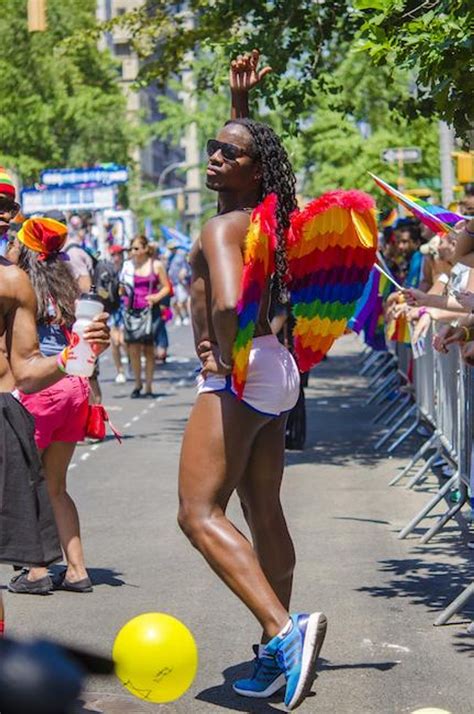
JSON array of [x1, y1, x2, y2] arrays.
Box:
[[17, 217, 68, 261]]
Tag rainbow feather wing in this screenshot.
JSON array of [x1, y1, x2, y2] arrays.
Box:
[[288, 190, 377, 371], [232, 194, 277, 398]]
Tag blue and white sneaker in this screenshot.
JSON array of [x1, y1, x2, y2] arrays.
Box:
[[232, 644, 286, 698], [264, 612, 327, 711]]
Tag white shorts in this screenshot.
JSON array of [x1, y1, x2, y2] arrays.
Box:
[[197, 334, 300, 417]]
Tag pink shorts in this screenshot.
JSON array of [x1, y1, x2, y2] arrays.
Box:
[[20, 376, 90, 450]]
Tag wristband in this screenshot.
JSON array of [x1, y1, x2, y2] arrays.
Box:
[[461, 326, 470, 343], [464, 227, 474, 237], [56, 348, 68, 374], [218, 356, 233, 371], [418, 307, 429, 318]]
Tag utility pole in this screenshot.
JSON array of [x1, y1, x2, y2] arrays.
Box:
[[439, 121, 455, 207], [27, 0, 47, 32]]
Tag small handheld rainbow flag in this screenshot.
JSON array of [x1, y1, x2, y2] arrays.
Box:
[[369, 172, 463, 235]]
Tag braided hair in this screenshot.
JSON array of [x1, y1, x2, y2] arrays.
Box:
[[226, 118, 297, 302]]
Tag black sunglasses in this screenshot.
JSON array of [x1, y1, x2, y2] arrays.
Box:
[[206, 139, 256, 162], [0, 197, 20, 217]]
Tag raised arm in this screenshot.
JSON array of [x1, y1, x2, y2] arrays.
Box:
[[229, 49, 272, 120], [201, 216, 245, 367]]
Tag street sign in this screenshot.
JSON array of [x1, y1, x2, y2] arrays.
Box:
[[21, 185, 116, 214], [40, 164, 128, 188], [381, 148, 422, 164]]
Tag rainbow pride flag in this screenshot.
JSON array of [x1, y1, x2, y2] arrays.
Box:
[[370, 173, 463, 235], [349, 265, 393, 350]]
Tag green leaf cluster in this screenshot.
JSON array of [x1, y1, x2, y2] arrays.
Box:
[[112, 0, 473, 138], [0, 0, 137, 183]]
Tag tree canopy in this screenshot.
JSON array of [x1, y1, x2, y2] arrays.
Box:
[[0, 0, 137, 183], [117, 0, 473, 139]]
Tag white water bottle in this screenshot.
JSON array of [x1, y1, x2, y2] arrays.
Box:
[[65, 292, 104, 377]]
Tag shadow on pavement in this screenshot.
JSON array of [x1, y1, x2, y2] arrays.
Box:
[[196, 655, 399, 712], [48, 566, 127, 588], [195, 657, 290, 712], [357, 555, 474, 622], [452, 630, 474, 656]]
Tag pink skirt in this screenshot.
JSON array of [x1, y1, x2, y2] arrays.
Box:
[[20, 376, 90, 450]]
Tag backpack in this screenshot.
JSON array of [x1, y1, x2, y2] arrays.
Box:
[[65, 244, 121, 314]]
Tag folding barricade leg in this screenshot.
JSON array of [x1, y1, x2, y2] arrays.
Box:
[[397, 473, 458, 540], [374, 403, 416, 451], [389, 432, 439, 486], [405, 444, 444, 489], [387, 407, 421, 453], [434, 582, 474, 626], [420, 483, 468, 544]]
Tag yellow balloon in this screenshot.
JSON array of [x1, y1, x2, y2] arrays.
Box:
[[113, 612, 198, 703]]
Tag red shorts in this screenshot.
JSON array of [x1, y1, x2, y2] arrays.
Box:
[[20, 376, 90, 450]]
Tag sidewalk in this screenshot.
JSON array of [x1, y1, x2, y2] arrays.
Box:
[[1, 328, 472, 713]]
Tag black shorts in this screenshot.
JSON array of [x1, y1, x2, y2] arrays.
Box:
[[0, 394, 61, 567]]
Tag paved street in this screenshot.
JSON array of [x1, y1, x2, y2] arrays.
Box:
[[2, 326, 472, 714]]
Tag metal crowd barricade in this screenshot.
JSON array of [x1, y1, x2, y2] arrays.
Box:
[[358, 324, 473, 624]]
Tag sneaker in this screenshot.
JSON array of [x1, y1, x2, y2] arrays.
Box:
[[182, 317, 190, 326], [8, 569, 52, 595], [264, 612, 327, 711], [233, 644, 285, 698], [115, 372, 126, 384]]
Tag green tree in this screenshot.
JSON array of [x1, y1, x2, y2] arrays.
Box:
[[112, 0, 473, 137], [0, 0, 138, 183], [144, 48, 441, 208], [355, 0, 474, 137]]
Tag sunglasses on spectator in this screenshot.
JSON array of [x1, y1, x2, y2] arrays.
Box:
[[0, 197, 20, 217], [206, 139, 257, 162]]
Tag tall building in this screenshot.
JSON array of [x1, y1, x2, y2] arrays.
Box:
[[96, 0, 185, 190]]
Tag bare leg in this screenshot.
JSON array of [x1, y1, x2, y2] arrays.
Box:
[[178, 392, 290, 638], [111, 326, 125, 377], [42, 442, 88, 582], [144, 344, 155, 393], [238, 416, 296, 641], [128, 343, 143, 390], [89, 376, 102, 405]]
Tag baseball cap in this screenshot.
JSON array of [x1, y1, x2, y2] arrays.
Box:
[[109, 244, 125, 254]]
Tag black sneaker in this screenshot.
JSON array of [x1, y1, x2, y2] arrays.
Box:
[[8, 569, 52, 595]]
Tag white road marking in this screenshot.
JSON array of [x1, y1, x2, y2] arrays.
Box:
[[81, 453, 90, 462], [124, 422, 131, 428], [132, 416, 139, 422], [91, 444, 100, 451], [69, 463, 77, 470]]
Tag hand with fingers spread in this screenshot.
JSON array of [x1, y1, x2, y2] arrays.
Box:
[[412, 311, 431, 343], [230, 48, 272, 94], [229, 48, 272, 119]]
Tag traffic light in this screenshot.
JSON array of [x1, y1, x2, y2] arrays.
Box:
[[27, 0, 47, 32], [453, 152, 474, 184]]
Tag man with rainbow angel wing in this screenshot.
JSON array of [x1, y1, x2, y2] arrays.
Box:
[[178, 51, 377, 711]]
